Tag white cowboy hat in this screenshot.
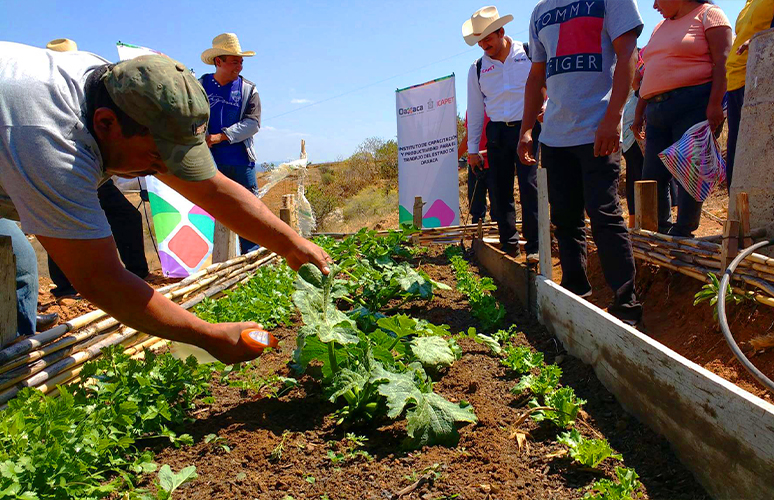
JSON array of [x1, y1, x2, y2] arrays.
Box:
[[46, 38, 78, 52], [201, 33, 255, 65], [462, 6, 513, 46]]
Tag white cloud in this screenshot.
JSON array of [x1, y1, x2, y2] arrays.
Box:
[[291, 98, 312, 104], [262, 125, 276, 131]]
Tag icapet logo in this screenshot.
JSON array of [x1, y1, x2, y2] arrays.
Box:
[[435, 96, 455, 107], [481, 64, 495, 74]]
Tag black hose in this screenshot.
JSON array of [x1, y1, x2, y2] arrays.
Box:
[[717, 239, 774, 392]]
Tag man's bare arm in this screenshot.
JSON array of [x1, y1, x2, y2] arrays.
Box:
[[38, 235, 260, 364], [518, 62, 547, 165], [595, 30, 638, 157], [157, 171, 330, 272]]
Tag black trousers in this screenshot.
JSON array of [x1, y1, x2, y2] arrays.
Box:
[[467, 164, 492, 224], [49, 179, 149, 295], [485, 120, 540, 254], [726, 86, 744, 192], [643, 83, 711, 237], [542, 144, 640, 319]]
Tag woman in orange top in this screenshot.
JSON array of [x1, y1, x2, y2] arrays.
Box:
[[633, 0, 732, 236]]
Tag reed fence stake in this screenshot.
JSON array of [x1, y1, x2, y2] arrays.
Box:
[[0, 236, 16, 348], [736, 192, 753, 248], [720, 219, 740, 273], [634, 180, 658, 232], [537, 168, 552, 280]]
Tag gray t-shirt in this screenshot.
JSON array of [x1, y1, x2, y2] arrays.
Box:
[[529, 0, 643, 147], [0, 42, 112, 239]]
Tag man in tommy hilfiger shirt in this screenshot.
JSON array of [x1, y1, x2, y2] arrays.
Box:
[[464, 6, 541, 261], [518, 0, 643, 325]]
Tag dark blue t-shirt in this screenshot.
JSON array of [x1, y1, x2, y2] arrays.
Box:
[[201, 74, 253, 167]]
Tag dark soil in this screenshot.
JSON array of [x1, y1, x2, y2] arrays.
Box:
[[140, 247, 709, 500]]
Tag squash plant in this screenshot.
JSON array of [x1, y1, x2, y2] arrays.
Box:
[[292, 263, 476, 448]]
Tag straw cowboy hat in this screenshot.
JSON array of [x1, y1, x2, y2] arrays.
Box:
[[462, 6, 513, 46], [46, 38, 78, 52], [201, 33, 255, 65]]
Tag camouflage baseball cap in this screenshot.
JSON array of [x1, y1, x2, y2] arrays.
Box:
[[102, 55, 215, 182]]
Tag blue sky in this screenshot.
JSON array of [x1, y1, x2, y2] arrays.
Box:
[[2, 0, 744, 164]]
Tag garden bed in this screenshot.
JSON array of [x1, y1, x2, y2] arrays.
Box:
[[136, 245, 707, 500]]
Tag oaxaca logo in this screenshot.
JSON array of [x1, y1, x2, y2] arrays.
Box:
[[398, 104, 424, 117]]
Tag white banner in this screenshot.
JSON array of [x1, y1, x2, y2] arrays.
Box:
[[396, 75, 460, 228]]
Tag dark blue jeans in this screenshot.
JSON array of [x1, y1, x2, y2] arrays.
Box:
[[467, 165, 492, 224], [726, 86, 744, 192], [0, 219, 36, 336], [643, 83, 712, 236], [542, 144, 640, 322], [217, 163, 261, 254], [486, 120, 540, 254]]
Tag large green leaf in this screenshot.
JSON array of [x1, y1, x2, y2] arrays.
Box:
[[370, 364, 422, 419], [405, 393, 477, 448], [410, 337, 456, 369], [158, 464, 197, 498], [293, 264, 359, 345]]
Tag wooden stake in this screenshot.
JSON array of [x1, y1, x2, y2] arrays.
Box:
[[720, 219, 740, 272], [476, 219, 484, 240], [736, 192, 753, 248], [412, 197, 424, 245], [0, 236, 16, 348], [281, 194, 297, 232], [537, 169, 552, 279], [413, 196, 424, 229], [212, 221, 237, 263], [634, 180, 658, 231]]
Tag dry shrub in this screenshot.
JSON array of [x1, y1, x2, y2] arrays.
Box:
[[306, 184, 338, 231], [343, 185, 398, 226]]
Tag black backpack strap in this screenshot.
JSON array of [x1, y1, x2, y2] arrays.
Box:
[[476, 57, 483, 82], [523, 42, 531, 60]]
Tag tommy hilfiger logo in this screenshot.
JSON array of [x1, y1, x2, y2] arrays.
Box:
[[538, 0, 605, 78]]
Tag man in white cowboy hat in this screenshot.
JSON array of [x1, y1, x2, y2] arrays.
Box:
[[517, 0, 643, 325], [463, 6, 542, 261], [0, 41, 331, 363], [200, 33, 262, 254], [46, 38, 78, 52]]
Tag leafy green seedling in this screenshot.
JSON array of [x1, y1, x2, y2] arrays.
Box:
[[269, 431, 291, 463], [693, 272, 752, 320], [557, 429, 622, 468], [512, 364, 562, 398], [529, 387, 586, 429], [204, 434, 231, 454], [501, 345, 544, 375], [456, 327, 502, 355], [156, 465, 197, 500], [584, 467, 642, 499]]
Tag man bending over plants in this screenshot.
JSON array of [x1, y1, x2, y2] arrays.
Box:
[[0, 43, 331, 363]]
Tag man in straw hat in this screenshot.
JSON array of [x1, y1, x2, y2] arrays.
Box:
[[0, 41, 331, 363], [200, 33, 261, 254], [517, 0, 643, 325], [463, 6, 541, 261]]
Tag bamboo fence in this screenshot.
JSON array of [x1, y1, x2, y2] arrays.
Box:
[[628, 228, 774, 307], [0, 248, 279, 407]]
